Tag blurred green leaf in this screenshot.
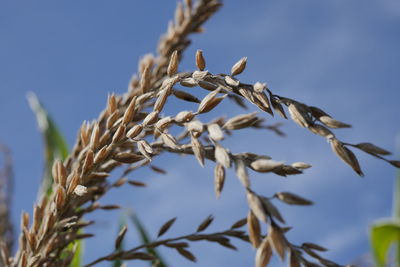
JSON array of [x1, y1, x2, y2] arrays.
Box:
[[128, 210, 168, 267], [27, 92, 82, 267], [27, 92, 69, 196], [371, 220, 400, 266]]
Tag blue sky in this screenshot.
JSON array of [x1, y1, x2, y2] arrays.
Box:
[[0, 0, 399, 266]]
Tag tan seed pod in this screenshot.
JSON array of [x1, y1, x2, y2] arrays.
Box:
[[289, 250, 301, 267], [22, 211, 29, 229], [253, 82, 266, 93], [187, 120, 204, 134], [195, 49, 206, 71], [175, 111, 195, 123], [137, 140, 153, 161], [196, 215, 214, 232], [122, 96, 137, 125], [175, 1, 184, 25], [180, 78, 198, 87], [113, 152, 145, 164], [235, 158, 250, 187], [254, 91, 273, 115], [354, 142, 391, 155], [93, 145, 109, 164], [260, 197, 285, 223], [157, 217, 177, 238], [215, 144, 231, 168], [268, 225, 287, 261], [57, 161, 67, 188], [246, 190, 268, 223], [55, 186, 66, 210], [167, 50, 179, 77], [112, 124, 126, 144], [154, 89, 169, 112], [106, 111, 119, 130], [127, 124, 143, 139], [89, 123, 100, 150], [224, 75, 240, 87], [161, 133, 179, 149], [250, 159, 284, 173], [247, 210, 261, 248], [142, 111, 159, 126], [192, 70, 209, 80], [223, 112, 258, 130], [197, 88, 222, 113], [275, 192, 313, 206], [330, 138, 364, 176], [291, 162, 312, 170], [198, 80, 218, 91], [308, 124, 335, 139], [80, 121, 90, 147], [231, 57, 247, 76], [176, 248, 196, 262], [191, 135, 205, 167], [113, 177, 128, 187], [67, 172, 79, 195], [319, 115, 351, 128], [207, 123, 224, 141], [198, 95, 226, 113], [302, 242, 328, 252], [82, 149, 94, 174], [255, 236, 272, 267], [115, 225, 128, 250], [173, 90, 200, 103], [271, 98, 287, 119], [140, 66, 151, 94], [288, 103, 311, 128], [107, 94, 117, 115], [155, 116, 172, 132], [214, 163, 225, 198]]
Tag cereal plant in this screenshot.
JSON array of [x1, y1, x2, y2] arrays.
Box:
[[0, 0, 398, 266]]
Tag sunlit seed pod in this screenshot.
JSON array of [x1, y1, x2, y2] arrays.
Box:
[[73, 185, 87, 196], [250, 159, 284, 173], [268, 225, 288, 261], [253, 82, 266, 93], [291, 162, 312, 170], [127, 124, 143, 139], [319, 115, 351, 128], [207, 123, 224, 141], [308, 124, 335, 139], [107, 94, 117, 115], [122, 96, 137, 125], [255, 236, 272, 267], [175, 111, 195, 123], [112, 125, 126, 144], [224, 75, 240, 87], [192, 70, 209, 80], [195, 49, 206, 71], [167, 50, 179, 77], [231, 57, 247, 76], [142, 111, 159, 126], [287, 103, 311, 128], [215, 144, 231, 168]]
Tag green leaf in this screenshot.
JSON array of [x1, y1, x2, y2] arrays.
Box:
[[371, 220, 400, 267], [27, 92, 82, 267], [128, 210, 169, 267], [27, 92, 69, 196]]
